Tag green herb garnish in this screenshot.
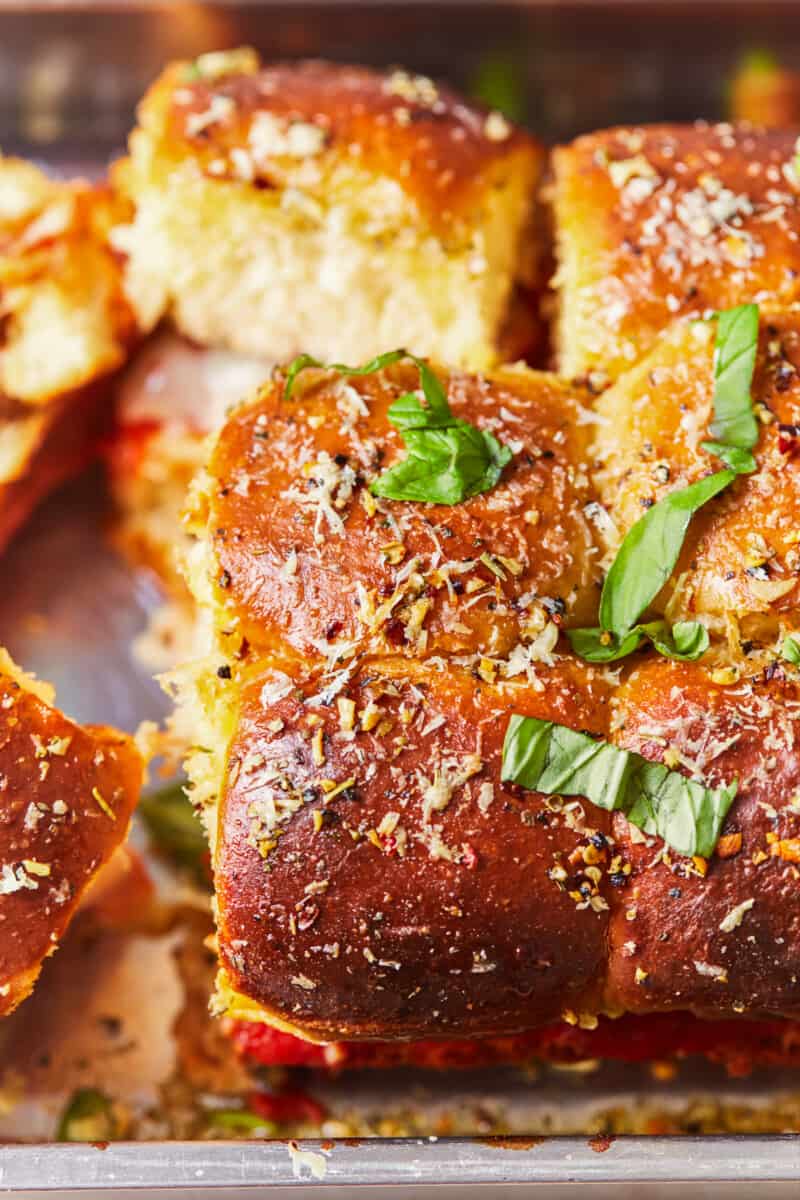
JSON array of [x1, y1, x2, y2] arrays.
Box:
[[207, 1108, 277, 1135], [57, 1089, 117, 1142], [569, 618, 709, 664], [570, 304, 761, 664], [471, 52, 527, 122], [782, 635, 800, 664], [138, 782, 209, 881], [501, 715, 737, 858], [700, 303, 760, 474], [283, 351, 512, 506]]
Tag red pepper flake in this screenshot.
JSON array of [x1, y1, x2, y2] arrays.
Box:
[[462, 844, 478, 870], [778, 423, 800, 456]]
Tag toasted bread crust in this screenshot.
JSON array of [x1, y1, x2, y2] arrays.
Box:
[[216, 658, 612, 1040], [0, 664, 142, 1016], [552, 123, 800, 379], [135, 54, 541, 242], [201, 361, 602, 673], [608, 660, 800, 1020]]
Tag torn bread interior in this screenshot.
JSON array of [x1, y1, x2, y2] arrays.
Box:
[[114, 50, 544, 371]]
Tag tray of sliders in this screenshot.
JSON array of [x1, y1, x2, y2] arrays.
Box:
[[5, 16, 800, 1197]]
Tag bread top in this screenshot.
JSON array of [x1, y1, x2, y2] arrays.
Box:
[[0, 157, 137, 410], [214, 652, 800, 1038], [0, 651, 142, 1016], [215, 656, 613, 1041], [593, 309, 800, 646], [195, 359, 603, 673], [552, 123, 800, 379], [607, 659, 800, 1020], [128, 50, 543, 240]]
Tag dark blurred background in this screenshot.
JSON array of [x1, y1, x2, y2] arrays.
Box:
[[4, 1, 800, 167]]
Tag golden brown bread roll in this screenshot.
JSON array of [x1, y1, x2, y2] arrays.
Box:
[[607, 659, 800, 1022], [551, 123, 800, 380], [188, 359, 604, 675], [593, 309, 800, 650], [0, 649, 142, 1016], [114, 50, 544, 370], [213, 656, 613, 1041], [0, 158, 137, 550]]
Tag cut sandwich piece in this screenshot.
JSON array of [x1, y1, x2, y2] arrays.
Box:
[[0, 647, 142, 1016], [114, 50, 544, 370], [0, 157, 138, 550], [108, 330, 268, 603], [592, 307, 800, 652], [551, 123, 800, 381]]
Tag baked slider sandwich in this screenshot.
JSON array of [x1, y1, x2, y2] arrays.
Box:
[[551, 123, 800, 381], [0, 157, 137, 550], [108, 51, 544, 605], [0, 648, 142, 1016], [115, 49, 543, 370], [174, 313, 800, 1075]]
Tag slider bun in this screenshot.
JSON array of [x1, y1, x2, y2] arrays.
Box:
[[552, 123, 800, 380], [0, 651, 142, 1016], [215, 657, 612, 1041], [196, 359, 603, 672], [607, 659, 800, 1021], [115, 51, 543, 369], [593, 308, 800, 646]]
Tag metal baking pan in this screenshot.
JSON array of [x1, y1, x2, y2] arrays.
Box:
[[4, 2, 800, 1194]]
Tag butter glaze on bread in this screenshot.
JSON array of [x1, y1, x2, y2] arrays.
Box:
[[216, 658, 612, 1040], [593, 309, 800, 649], [552, 123, 800, 380], [0, 650, 142, 1016], [194, 360, 603, 675], [115, 50, 543, 369]]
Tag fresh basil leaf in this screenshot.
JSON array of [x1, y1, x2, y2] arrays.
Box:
[[371, 422, 511, 504], [598, 469, 735, 639], [138, 782, 209, 880], [282, 349, 511, 505], [566, 626, 645, 662], [207, 1109, 277, 1134], [57, 1089, 117, 1142], [700, 440, 757, 474], [782, 634, 800, 664], [707, 303, 760, 454], [567, 619, 708, 663], [647, 619, 710, 661], [501, 715, 737, 858]]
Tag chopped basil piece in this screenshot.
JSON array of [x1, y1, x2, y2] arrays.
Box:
[[598, 469, 735, 639], [568, 619, 709, 663], [207, 1109, 277, 1135], [501, 715, 737, 858], [700, 303, 760, 471], [283, 350, 512, 505], [57, 1089, 117, 1142], [138, 782, 209, 880], [782, 635, 800, 664]]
